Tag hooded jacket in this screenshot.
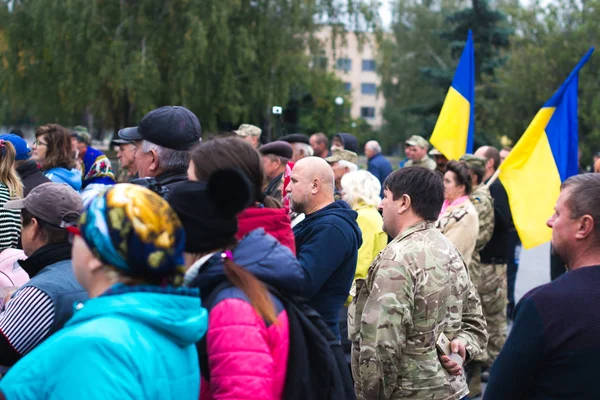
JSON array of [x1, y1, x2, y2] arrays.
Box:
[[333, 133, 359, 153], [237, 206, 296, 254], [187, 229, 304, 400], [293, 200, 362, 337], [44, 167, 82, 191], [0, 286, 208, 400]]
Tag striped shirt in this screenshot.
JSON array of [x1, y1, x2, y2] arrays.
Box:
[[0, 287, 54, 357], [0, 183, 21, 250]]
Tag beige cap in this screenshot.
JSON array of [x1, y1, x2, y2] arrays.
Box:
[[405, 135, 430, 149], [325, 148, 358, 164], [234, 124, 262, 138]]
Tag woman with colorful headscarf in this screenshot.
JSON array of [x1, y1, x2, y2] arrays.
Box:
[[72, 126, 116, 206], [0, 184, 208, 400]]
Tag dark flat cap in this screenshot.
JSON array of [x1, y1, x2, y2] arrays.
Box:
[[279, 133, 310, 145], [259, 141, 293, 159]]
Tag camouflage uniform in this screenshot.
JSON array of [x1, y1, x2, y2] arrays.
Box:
[[468, 184, 495, 288], [436, 200, 479, 267], [348, 221, 488, 400], [403, 135, 437, 170]]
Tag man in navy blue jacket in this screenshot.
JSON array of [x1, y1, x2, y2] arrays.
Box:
[[365, 140, 392, 198], [485, 173, 600, 400], [286, 157, 362, 338]]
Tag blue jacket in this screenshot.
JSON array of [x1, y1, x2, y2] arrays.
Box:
[[367, 153, 393, 197], [0, 285, 208, 400], [44, 167, 82, 191], [189, 228, 305, 301], [293, 201, 362, 337]]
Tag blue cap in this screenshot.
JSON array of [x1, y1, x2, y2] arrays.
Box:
[[0, 134, 31, 161]]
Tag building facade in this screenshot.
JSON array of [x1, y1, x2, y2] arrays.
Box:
[[314, 28, 385, 128]]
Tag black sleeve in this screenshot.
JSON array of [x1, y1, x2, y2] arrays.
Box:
[[490, 181, 513, 231]]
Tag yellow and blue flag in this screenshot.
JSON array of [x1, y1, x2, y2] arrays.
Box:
[[430, 30, 475, 160], [499, 47, 594, 249]]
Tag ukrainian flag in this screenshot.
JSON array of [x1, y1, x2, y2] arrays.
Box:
[[430, 30, 475, 160], [499, 48, 594, 249]]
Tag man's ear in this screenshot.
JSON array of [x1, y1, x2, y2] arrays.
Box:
[[576, 215, 595, 240], [397, 194, 412, 214], [311, 178, 321, 195], [148, 149, 159, 173]]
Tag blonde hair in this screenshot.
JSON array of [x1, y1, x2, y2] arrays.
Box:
[[341, 170, 381, 208], [0, 142, 23, 199]]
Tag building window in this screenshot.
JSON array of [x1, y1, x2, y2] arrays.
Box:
[[336, 58, 352, 72], [313, 56, 328, 70], [362, 59, 376, 71], [361, 83, 377, 95], [361, 107, 376, 119], [344, 82, 352, 92]]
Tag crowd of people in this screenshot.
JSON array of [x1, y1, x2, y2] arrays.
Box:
[[0, 105, 595, 400]]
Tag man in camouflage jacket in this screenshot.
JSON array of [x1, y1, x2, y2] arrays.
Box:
[[349, 166, 488, 400]]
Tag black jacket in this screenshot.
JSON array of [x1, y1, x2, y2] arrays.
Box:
[[480, 179, 513, 264], [16, 161, 51, 196]]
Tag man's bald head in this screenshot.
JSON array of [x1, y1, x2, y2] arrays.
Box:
[[286, 157, 335, 214]]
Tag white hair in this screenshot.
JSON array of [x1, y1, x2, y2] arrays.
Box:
[[292, 142, 314, 157], [341, 170, 381, 208], [338, 160, 358, 172], [141, 140, 191, 172], [366, 140, 382, 154]]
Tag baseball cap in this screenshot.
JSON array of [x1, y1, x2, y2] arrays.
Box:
[[234, 124, 262, 138], [405, 135, 430, 149], [459, 154, 487, 173], [429, 148, 443, 156], [0, 134, 31, 161], [111, 138, 134, 146], [118, 106, 201, 151], [4, 182, 83, 227], [71, 126, 92, 145], [325, 148, 358, 164]]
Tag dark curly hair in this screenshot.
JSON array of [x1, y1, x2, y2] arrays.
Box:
[[445, 160, 472, 195]]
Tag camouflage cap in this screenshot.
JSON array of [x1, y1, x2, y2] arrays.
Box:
[[72, 126, 91, 145], [234, 124, 262, 138], [459, 154, 487, 174], [405, 135, 429, 149], [429, 148, 443, 156], [325, 148, 358, 165]]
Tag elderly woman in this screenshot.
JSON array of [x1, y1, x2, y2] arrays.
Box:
[[436, 160, 479, 266], [340, 170, 387, 301]]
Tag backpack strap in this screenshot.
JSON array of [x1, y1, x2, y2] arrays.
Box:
[[197, 280, 234, 382]]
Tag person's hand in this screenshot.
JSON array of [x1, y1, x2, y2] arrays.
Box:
[[440, 339, 466, 376]]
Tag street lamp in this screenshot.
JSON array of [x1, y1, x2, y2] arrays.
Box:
[[335, 96, 344, 106], [334, 97, 345, 132]]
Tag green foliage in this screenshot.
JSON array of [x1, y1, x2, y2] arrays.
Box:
[[0, 0, 377, 136], [380, 0, 512, 150]]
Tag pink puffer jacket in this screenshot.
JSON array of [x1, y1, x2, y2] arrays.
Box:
[[0, 249, 28, 287], [200, 296, 289, 400]]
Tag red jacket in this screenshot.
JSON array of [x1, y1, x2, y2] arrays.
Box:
[[236, 207, 296, 254]]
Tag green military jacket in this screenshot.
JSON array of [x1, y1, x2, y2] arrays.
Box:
[[348, 221, 488, 400]]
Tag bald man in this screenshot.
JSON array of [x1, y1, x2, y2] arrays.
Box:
[[286, 157, 362, 338]]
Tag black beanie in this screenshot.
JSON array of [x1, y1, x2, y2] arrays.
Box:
[[168, 169, 253, 253]]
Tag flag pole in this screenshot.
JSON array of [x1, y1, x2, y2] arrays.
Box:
[[485, 167, 501, 188]]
